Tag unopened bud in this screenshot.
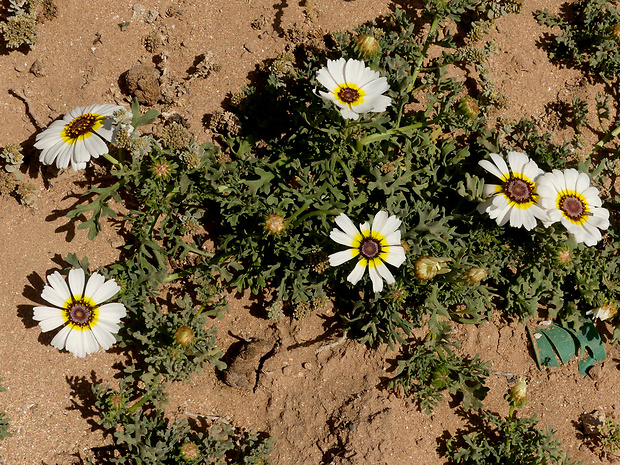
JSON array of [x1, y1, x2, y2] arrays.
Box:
[[355, 34, 380, 58], [174, 326, 195, 346], [613, 24, 620, 41], [264, 213, 286, 235], [458, 96, 480, 120], [508, 377, 528, 407], [589, 301, 618, 321], [466, 267, 487, 284], [414, 256, 451, 281]]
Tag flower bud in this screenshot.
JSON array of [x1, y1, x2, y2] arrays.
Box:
[[174, 326, 195, 346], [466, 267, 487, 284], [355, 34, 380, 58], [589, 301, 618, 321], [414, 256, 451, 281], [180, 440, 200, 461], [264, 213, 286, 235], [612, 24, 620, 42], [508, 377, 528, 407], [458, 96, 480, 120]]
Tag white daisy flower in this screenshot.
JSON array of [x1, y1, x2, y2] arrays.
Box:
[[478, 151, 549, 230], [33, 268, 127, 358], [536, 168, 610, 246], [316, 58, 391, 120], [329, 211, 406, 293], [34, 104, 125, 171]]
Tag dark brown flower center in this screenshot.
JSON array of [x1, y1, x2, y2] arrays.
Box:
[[338, 87, 359, 104], [560, 195, 585, 220], [66, 114, 100, 138], [504, 178, 534, 203], [67, 301, 94, 327], [360, 237, 381, 259]]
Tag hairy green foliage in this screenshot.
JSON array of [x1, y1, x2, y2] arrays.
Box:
[[388, 321, 489, 413], [535, 0, 620, 81], [91, 374, 272, 464], [0, 378, 10, 440], [446, 409, 581, 464]]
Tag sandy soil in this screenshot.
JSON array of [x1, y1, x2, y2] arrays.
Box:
[[0, 0, 618, 464]]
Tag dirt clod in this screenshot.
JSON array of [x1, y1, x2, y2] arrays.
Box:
[[123, 65, 161, 105]]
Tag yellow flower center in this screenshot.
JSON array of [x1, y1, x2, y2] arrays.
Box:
[[351, 228, 390, 268], [334, 84, 365, 107], [62, 295, 99, 331], [556, 190, 589, 224], [496, 173, 537, 209], [61, 113, 104, 144]]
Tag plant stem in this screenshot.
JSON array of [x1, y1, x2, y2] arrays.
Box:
[[590, 123, 620, 157], [406, 15, 440, 94]]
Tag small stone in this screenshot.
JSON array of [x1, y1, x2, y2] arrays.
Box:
[[302, 362, 312, 370]]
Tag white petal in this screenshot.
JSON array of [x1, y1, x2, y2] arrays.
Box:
[[330, 229, 356, 247], [368, 94, 392, 113], [329, 249, 357, 266], [564, 168, 579, 191], [84, 272, 105, 300], [343, 58, 366, 85], [375, 212, 401, 237], [68, 268, 85, 298], [368, 266, 383, 293], [326, 58, 346, 86], [359, 76, 390, 97], [33, 306, 65, 332], [346, 261, 366, 285], [479, 158, 505, 180], [44, 272, 71, 305], [506, 151, 529, 173], [371, 211, 388, 234], [575, 172, 591, 193], [339, 107, 360, 120], [383, 230, 402, 246], [316, 67, 339, 92], [91, 324, 117, 350], [334, 213, 360, 238], [374, 261, 395, 285], [51, 325, 72, 351], [383, 246, 406, 267], [98, 302, 127, 321], [90, 280, 121, 305]]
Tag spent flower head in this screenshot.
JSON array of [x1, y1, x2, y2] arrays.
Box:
[[316, 57, 391, 120], [588, 301, 618, 321], [329, 211, 406, 293]]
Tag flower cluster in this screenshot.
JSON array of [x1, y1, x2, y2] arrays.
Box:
[[478, 151, 609, 246]]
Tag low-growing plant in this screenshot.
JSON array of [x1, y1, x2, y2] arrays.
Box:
[[446, 379, 582, 464], [535, 0, 620, 81], [388, 319, 489, 413]]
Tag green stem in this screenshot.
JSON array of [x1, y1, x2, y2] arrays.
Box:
[[406, 15, 440, 94], [127, 391, 155, 414], [357, 121, 426, 147], [590, 123, 620, 157], [505, 402, 516, 454]]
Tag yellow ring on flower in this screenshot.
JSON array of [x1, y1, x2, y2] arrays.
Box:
[[333, 83, 366, 107], [555, 189, 589, 225]]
